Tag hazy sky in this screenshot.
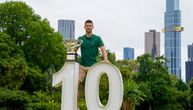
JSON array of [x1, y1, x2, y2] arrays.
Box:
[[1, 0, 193, 80]]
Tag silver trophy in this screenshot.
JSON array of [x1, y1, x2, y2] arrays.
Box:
[[64, 39, 82, 61]]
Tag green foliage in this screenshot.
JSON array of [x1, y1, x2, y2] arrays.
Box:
[[175, 79, 189, 91], [0, 1, 65, 109], [138, 82, 152, 102], [175, 90, 190, 110], [122, 79, 145, 110], [26, 91, 60, 110], [26, 102, 60, 110], [187, 78, 193, 109], [97, 49, 116, 64], [21, 67, 49, 93], [116, 60, 138, 80], [136, 54, 169, 82], [0, 88, 31, 109], [189, 78, 193, 92], [106, 50, 116, 64], [0, 33, 27, 89], [0, 1, 66, 73], [78, 99, 87, 110], [0, 85, 60, 110], [136, 54, 190, 110], [51, 90, 61, 104], [99, 74, 109, 105], [124, 79, 145, 104], [0, 1, 40, 45], [115, 60, 145, 110], [22, 20, 66, 71]]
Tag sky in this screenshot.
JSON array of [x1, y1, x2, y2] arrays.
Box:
[[1, 0, 193, 81]]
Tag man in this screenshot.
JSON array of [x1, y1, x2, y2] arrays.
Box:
[[76, 19, 108, 82]]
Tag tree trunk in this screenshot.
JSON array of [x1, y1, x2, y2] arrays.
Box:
[[122, 101, 135, 110]]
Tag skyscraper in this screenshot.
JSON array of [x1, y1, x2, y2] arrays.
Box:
[[58, 20, 75, 40], [164, 0, 183, 78], [123, 47, 134, 60], [145, 30, 160, 58], [186, 44, 193, 82]]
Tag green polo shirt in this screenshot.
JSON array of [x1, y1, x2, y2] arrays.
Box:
[[78, 34, 104, 67]]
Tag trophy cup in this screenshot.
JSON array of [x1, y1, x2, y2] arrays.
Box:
[[64, 39, 82, 61]]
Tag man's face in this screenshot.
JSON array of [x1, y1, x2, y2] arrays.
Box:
[[84, 23, 93, 33]]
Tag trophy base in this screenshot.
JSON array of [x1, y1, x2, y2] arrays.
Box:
[[66, 52, 77, 62]]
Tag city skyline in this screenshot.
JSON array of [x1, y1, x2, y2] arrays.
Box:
[[1, 0, 193, 81]]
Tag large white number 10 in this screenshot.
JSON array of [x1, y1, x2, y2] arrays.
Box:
[[52, 62, 123, 110]]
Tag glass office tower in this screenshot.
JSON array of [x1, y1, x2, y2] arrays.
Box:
[[186, 44, 193, 82], [164, 0, 183, 78], [123, 47, 134, 60], [58, 20, 75, 40], [145, 30, 160, 58]]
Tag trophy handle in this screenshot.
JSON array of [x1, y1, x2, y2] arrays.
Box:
[[75, 39, 83, 48]]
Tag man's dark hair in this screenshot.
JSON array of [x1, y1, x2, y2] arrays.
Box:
[[85, 19, 93, 25]]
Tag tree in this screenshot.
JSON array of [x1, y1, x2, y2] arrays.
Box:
[[115, 60, 139, 80], [115, 60, 145, 110], [122, 79, 145, 110], [0, 1, 66, 109], [175, 79, 189, 91], [187, 78, 193, 109], [21, 67, 49, 93], [136, 54, 187, 110], [0, 1, 40, 45], [0, 1, 66, 72], [0, 33, 27, 89], [0, 88, 31, 110], [22, 19, 66, 72]]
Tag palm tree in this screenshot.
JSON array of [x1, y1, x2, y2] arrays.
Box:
[[122, 79, 145, 110]]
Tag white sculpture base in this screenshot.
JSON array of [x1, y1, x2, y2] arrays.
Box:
[[52, 62, 123, 110], [52, 62, 79, 110]]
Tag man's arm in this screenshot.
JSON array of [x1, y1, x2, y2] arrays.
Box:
[[100, 46, 109, 62]]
